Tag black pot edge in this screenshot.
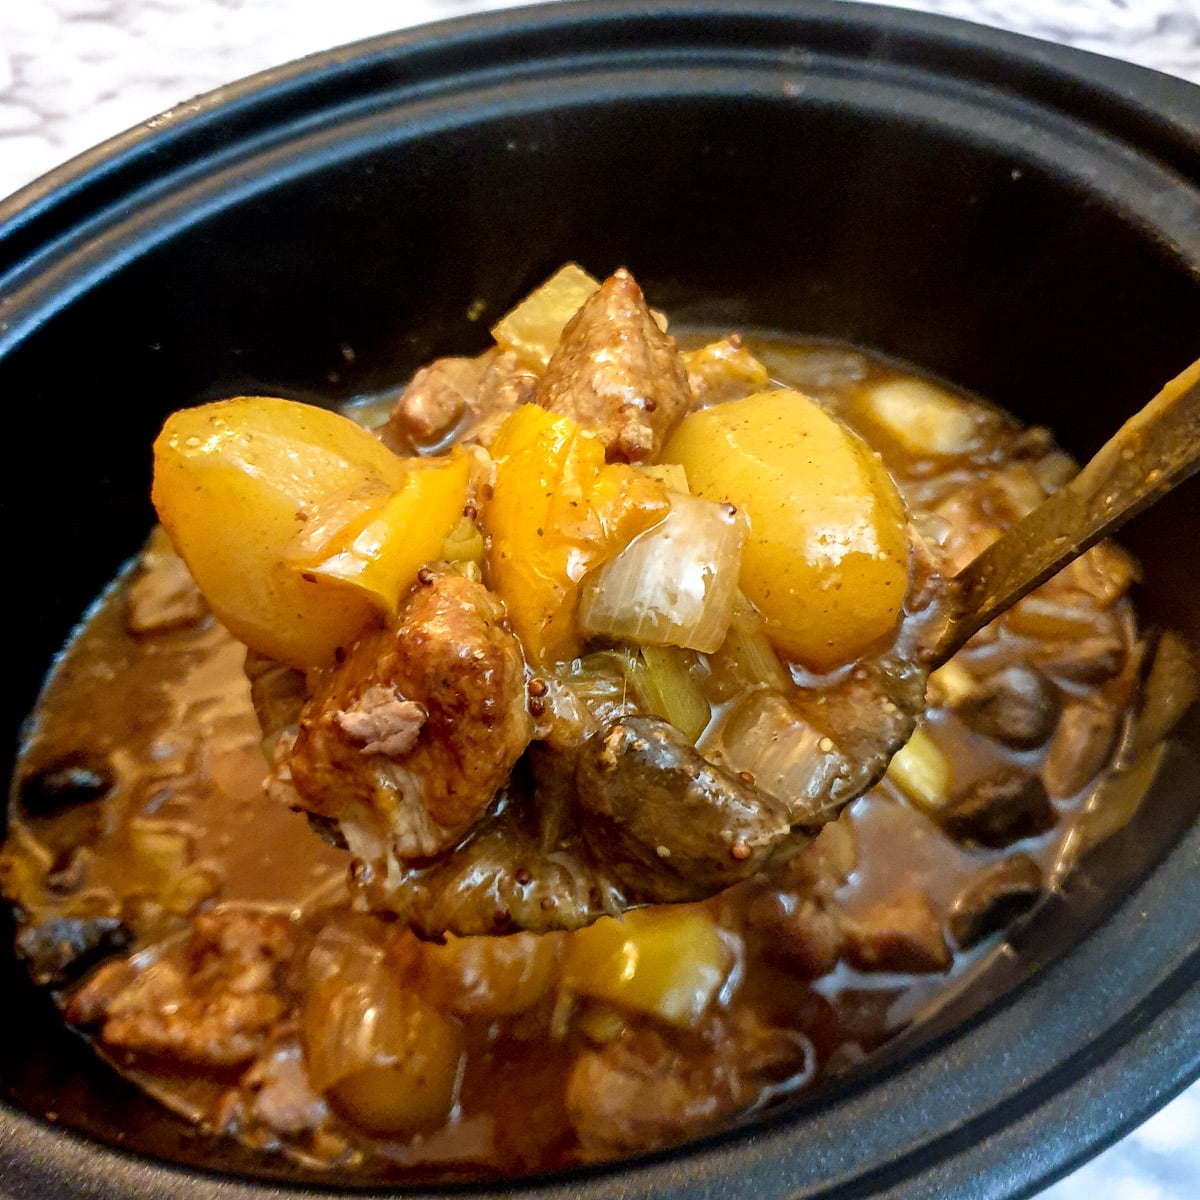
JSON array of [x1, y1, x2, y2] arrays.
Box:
[[1, 0, 1198, 257], [1, 3, 1198, 1198]]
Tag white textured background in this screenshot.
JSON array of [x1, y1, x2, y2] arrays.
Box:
[[2, 0, 1199, 200], [1, 2, 1199, 1198]]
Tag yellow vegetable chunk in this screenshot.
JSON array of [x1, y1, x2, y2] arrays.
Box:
[[562, 906, 729, 1027], [485, 404, 669, 665], [862, 377, 986, 458], [152, 396, 416, 670], [886, 724, 952, 811], [662, 389, 909, 672], [286, 448, 470, 614], [491, 262, 601, 369]]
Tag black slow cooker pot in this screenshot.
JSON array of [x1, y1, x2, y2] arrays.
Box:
[[1, 2, 1197, 1197]]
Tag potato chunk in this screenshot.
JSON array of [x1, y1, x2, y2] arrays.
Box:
[[152, 397, 463, 670], [663, 389, 909, 671], [563, 907, 729, 1027]]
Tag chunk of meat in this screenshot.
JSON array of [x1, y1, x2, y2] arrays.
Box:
[[956, 663, 1062, 749], [748, 892, 842, 979], [384, 348, 535, 454], [1042, 700, 1122, 799], [948, 855, 1043, 949], [841, 889, 951, 974], [281, 571, 532, 861], [567, 1037, 729, 1158], [471, 348, 540, 446], [361, 799, 625, 938], [387, 356, 481, 452], [66, 908, 297, 1068], [566, 1017, 812, 1159], [745, 821, 857, 979], [232, 1031, 331, 1136], [536, 269, 695, 462]]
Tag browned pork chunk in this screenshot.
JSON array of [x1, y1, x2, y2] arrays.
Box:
[[66, 908, 297, 1068], [384, 347, 536, 453], [280, 571, 532, 863], [537, 268, 695, 462]]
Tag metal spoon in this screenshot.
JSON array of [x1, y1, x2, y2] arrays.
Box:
[[935, 354, 1200, 660]]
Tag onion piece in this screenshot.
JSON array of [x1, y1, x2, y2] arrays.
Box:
[[577, 493, 747, 652], [707, 690, 844, 812]]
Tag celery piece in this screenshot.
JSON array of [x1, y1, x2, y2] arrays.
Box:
[[636, 645, 712, 742], [442, 514, 485, 564], [128, 819, 193, 884], [637, 462, 690, 493], [723, 592, 791, 692]]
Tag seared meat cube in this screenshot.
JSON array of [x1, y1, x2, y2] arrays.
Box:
[[1042, 700, 1122, 799], [537, 269, 695, 462], [841, 890, 951, 974], [566, 1015, 812, 1159], [385, 348, 536, 454], [957, 663, 1062, 749], [386, 355, 481, 452], [66, 908, 297, 1068], [217, 1030, 331, 1139], [282, 572, 532, 861], [749, 893, 843, 980]]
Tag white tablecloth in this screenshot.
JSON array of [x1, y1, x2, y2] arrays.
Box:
[[2, 3, 1198, 1197]]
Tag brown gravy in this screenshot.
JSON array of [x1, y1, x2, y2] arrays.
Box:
[[2, 334, 1184, 1180]]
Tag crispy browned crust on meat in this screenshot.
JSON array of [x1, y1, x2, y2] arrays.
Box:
[[284, 572, 532, 860], [66, 909, 297, 1068], [536, 269, 695, 462]]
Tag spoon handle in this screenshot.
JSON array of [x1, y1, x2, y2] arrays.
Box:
[[934, 356, 1200, 662]]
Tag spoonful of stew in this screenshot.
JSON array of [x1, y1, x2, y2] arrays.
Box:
[[150, 265, 1200, 936]]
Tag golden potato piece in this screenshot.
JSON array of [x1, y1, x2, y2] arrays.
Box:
[[152, 396, 415, 669], [663, 389, 909, 671]]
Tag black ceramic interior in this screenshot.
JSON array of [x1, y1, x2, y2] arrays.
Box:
[[1, 2, 1198, 1198]]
